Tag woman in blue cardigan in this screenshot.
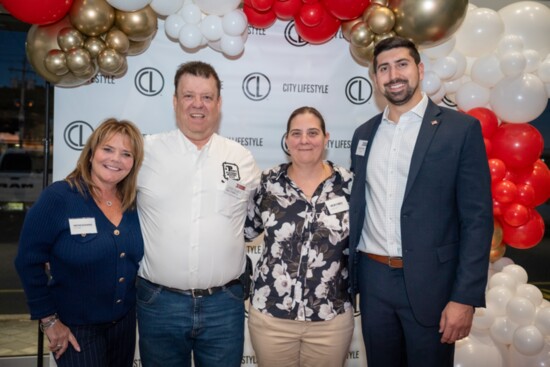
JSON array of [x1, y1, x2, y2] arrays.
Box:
[[15, 118, 144, 367]]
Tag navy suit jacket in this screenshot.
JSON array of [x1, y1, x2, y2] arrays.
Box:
[[349, 99, 493, 327]]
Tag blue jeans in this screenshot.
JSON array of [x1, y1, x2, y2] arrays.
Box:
[[136, 277, 245, 367]]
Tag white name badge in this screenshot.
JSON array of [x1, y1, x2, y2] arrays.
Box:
[[326, 197, 349, 214], [225, 179, 247, 199], [356, 140, 368, 156], [69, 218, 98, 235]]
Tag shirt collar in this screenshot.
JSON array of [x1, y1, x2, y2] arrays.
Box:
[[382, 92, 429, 124]]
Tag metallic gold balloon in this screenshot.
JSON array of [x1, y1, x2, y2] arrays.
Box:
[[66, 47, 92, 74], [388, 0, 468, 47], [115, 6, 158, 42], [127, 34, 153, 56], [26, 16, 89, 87], [374, 30, 396, 44], [112, 58, 128, 78], [490, 242, 506, 263], [362, 4, 381, 23], [44, 49, 69, 76], [492, 219, 504, 249], [341, 18, 363, 42], [69, 0, 116, 37], [57, 27, 85, 52], [84, 36, 106, 58], [371, 0, 389, 5], [366, 6, 395, 35], [350, 43, 375, 65], [105, 28, 130, 54], [98, 48, 124, 75], [350, 22, 374, 48]]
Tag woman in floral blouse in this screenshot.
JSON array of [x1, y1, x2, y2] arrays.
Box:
[[245, 106, 354, 367]]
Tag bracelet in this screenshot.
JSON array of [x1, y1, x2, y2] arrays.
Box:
[[39, 314, 59, 332]]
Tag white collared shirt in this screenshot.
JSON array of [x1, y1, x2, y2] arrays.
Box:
[[357, 94, 429, 257], [137, 130, 260, 290]]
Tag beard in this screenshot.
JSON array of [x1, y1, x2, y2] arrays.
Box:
[[383, 79, 418, 106]]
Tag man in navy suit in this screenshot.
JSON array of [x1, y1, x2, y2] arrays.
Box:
[[349, 36, 493, 367]]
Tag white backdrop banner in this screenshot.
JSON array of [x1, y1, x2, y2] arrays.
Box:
[[53, 19, 381, 367]]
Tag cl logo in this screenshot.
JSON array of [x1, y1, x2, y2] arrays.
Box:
[[345, 77, 373, 105], [242, 73, 271, 101], [135, 67, 164, 96], [280, 133, 289, 156], [64, 121, 94, 151], [284, 21, 308, 47]]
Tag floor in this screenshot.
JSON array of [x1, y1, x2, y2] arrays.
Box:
[[0, 314, 48, 357]]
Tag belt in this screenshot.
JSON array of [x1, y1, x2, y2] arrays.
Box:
[[164, 279, 241, 298], [363, 253, 403, 268]]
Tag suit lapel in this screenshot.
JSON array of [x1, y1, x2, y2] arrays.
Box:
[[404, 100, 442, 200]]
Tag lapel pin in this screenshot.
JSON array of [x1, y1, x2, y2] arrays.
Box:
[[431, 120, 439, 126]]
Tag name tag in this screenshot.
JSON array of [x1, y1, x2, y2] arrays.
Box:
[[356, 140, 368, 156], [326, 197, 349, 214], [224, 179, 247, 199], [69, 218, 98, 235]]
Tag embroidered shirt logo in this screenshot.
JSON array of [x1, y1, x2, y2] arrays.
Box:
[[223, 162, 240, 181]]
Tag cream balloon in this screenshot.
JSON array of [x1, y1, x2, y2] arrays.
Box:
[[454, 7, 504, 57], [164, 14, 185, 39], [486, 286, 514, 316], [512, 325, 544, 356], [502, 264, 528, 284], [150, 0, 184, 16], [499, 51, 527, 77], [179, 23, 203, 49], [455, 81, 490, 112], [471, 54, 504, 88], [195, 0, 240, 16], [534, 307, 550, 336], [515, 284, 543, 307], [69, 0, 116, 37], [537, 58, 550, 83], [523, 49, 541, 73], [220, 34, 244, 57], [420, 37, 455, 60], [179, 3, 202, 25], [496, 34, 524, 57], [200, 14, 223, 41], [472, 307, 495, 330], [432, 56, 458, 81], [107, 0, 151, 12], [507, 296, 536, 326], [222, 9, 247, 37], [422, 71, 442, 95], [490, 316, 518, 345]]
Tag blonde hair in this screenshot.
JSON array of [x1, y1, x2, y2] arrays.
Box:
[[65, 118, 144, 212]]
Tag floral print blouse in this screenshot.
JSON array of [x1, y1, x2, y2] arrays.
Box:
[[245, 162, 353, 321]]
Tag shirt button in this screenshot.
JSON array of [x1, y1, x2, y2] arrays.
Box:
[[120, 252, 126, 258], [119, 277, 125, 283], [114, 229, 120, 236], [116, 299, 122, 304]]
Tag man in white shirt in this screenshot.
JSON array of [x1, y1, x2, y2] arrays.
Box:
[[136, 61, 260, 367]]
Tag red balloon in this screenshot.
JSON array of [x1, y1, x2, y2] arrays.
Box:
[[483, 138, 492, 157], [322, 0, 371, 20], [488, 159, 506, 182], [273, 0, 301, 20], [492, 179, 517, 204], [490, 123, 544, 170], [502, 209, 545, 249], [3, 0, 73, 25], [467, 107, 499, 139], [516, 183, 535, 207], [300, 3, 325, 27], [294, 5, 341, 44], [514, 159, 550, 206], [503, 203, 530, 227], [244, 4, 277, 28], [493, 200, 505, 217], [251, 0, 275, 12]]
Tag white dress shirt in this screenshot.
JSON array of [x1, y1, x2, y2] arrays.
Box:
[[357, 94, 428, 257], [137, 130, 260, 290]]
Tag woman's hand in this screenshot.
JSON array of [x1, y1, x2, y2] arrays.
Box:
[[42, 317, 81, 359]]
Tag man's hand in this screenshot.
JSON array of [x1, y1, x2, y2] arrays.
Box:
[[439, 301, 474, 344]]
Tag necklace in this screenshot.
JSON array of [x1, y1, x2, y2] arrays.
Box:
[[106, 201, 113, 207]]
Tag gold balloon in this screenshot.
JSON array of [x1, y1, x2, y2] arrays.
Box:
[[366, 6, 395, 35], [374, 30, 396, 44], [69, 0, 115, 37], [362, 4, 381, 23], [44, 49, 69, 76], [341, 18, 363, 42], [26, 16, 89, 87], [490, 242, 506, 263], [98, 48, 124, 75], [492, 219, 504, 249], [350, 22, 374, 48], [105, 28, 130, 54], [371, 0, 389, 5], [84, 36, 106, 58], [115, 6, 158, 42], [57, 27, 85, 52], [350, 43, 375, 65], [112, 58, 128, 78], [127, 34, 153, 56], [66, 47, 92, 74], [388, 0, 468, 47]]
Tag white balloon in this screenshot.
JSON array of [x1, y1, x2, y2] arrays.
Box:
[[444, 78, 462, 94], [497, 35, 524, 57], [454, 332, 505, 367], [449, 50, 467, 80], [431, 86, 447, 105], [432, 56, 458, 81], [509, 342, 550, 367], [195, 0, 241, 16], [499, 51, 527, 77], [422, 71, 442, 95], [455, 81, 491, 112], [535, 308, 550, 336], [499, 1, 550, 60], [491, 316, 518, 345], [536, 58, 550, 83], [179, 3, 202, 25], [507, 296, 536, 326], [502, 264, 528, 284], [150, 0, 184, 16], [492, 257, 514, 272], [471, 54, 504, 88], [454, 7, 504, 57], [178, 23, 203, 49], [106, 0, 151, 12], [489, 73, 548, 123], [420, 36, 455, 59], [486, 286, 515, 316], [515, 284, 543, 307], [473, 307, 495, 330], [420, 53, 432, 71], [220, 34, 244, 57], [546, 83, 550, 99], [164, 14, 185, 39], [222, 9, 247, 37], [523, 49, 541, 73], [513, 325, 545, 356], [200, 15, 223, 41]]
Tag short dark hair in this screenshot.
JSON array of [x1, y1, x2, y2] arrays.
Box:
[[373, 36, 421, 72], [286, 106, 326, 135], [174, 61, 221, 97]]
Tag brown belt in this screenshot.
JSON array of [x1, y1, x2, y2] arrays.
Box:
[[364, 253, 403, 268]]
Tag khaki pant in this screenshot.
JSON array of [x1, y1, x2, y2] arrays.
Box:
[[248, 306, 354, 367]]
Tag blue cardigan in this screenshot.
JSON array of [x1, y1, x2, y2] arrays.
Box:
[[14, 180, 144, 325]]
